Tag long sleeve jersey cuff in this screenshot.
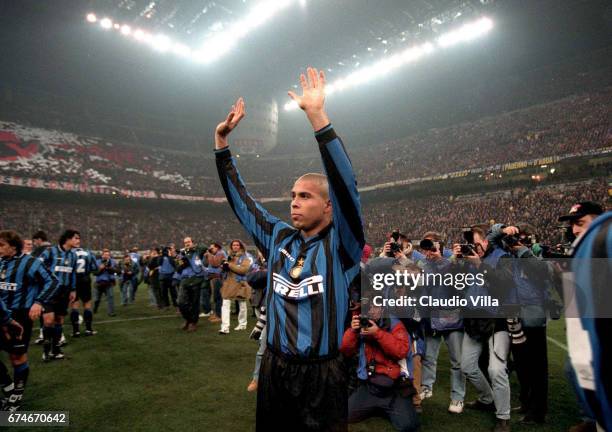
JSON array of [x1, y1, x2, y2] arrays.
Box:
[[315, 124, 336, 146], [215, 147, 232, 160]]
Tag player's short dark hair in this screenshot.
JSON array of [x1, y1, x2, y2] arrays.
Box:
[[32, 230, 48, 242], [0, 230, 24, 255], [59, 229, 80, 246]]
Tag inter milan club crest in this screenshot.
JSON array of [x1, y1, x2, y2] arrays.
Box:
[[289, 257, 305, 280]]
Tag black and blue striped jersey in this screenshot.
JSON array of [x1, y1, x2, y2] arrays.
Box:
[[216, 124, 364, 359], [0, 253, 60, 310], [38, 245, 77, 292], [73, 248, 99, 281]]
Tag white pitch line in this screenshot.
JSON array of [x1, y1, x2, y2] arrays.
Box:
[[547, 336, 568, 352], [95, 315, 179, 325]]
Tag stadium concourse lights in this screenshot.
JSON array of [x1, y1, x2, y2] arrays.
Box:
[[283, 16, 494, 111], [84, 0, 303, 63]]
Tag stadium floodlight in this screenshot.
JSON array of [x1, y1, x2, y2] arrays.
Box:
[[85, 0, 300, 63], [100, 18, 113, 29], [284, 17, 492, 111], [198, 0, 294, 62], [133, 29, 145, 40], [437, 17, 493, 48], [151, 34, 171, 52], [172, 43, 192, 57]]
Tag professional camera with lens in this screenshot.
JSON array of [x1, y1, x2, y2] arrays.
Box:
[[161, 246, 170, 257], [359, 315, 373, 328], [458, 243, 476, 257], [386, 230, 402, 257], [175, 253, 189, 272], [501, 232, 534, 251], [541, 224, 574, 259], [456, 228, 478, 257], [419, 238, 441, 252]]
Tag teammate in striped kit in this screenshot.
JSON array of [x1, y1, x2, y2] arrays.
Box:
[[0, 230, 60, 411], [0, 295, 26, 412], [71, 245, 99, 337], [38, 229, 79, 361], [215, 67, 364, 431]]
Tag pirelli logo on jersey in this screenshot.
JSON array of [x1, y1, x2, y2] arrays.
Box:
[[54, 265, 73, 273], [0, 282, 18, 292], [272, 273, 324, 300]]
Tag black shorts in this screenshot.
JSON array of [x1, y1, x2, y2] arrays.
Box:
[[50, 289, 71, 316], [76, 277, 92, 303], [0, 309, 33, 355], [256, 348, 348, 432]]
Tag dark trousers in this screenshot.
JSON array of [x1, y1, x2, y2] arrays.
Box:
[[210, 277, 222, 317], [159, 276, 173, 308], [178, 276, 203, 324], [150, 277, 162, 307], [257, 349, 348, 432], [511, 326, 548, 420], [348, 382, 419, 432], [129, 277, 138, 302], [199, 279, 211, 314]]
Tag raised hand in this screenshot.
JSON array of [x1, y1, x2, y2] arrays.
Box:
[[288, 67, 330, 131], [215, 97, 246, 150]]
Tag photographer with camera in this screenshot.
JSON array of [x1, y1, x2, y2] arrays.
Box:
[[219, 239, 252, 335], [93, 249, 119, 317], [379, 231, 414, 264], [340, 300, 419, 432], [176, 237, 207, 332], [419, 231, 466, 414], [487, 222, 552, 425], [158, 245, 176, 310], [453, 225, 513, 432], [120, 254, 140, 306]]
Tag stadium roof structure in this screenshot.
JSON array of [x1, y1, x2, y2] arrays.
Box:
[[84, 0, 494, 68]]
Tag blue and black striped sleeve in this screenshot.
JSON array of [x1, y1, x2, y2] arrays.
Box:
[[69, 251, 77, 291], [38, 247, 51, 267], [29, 258, 60, 307], [0, 297, 11, 325], [215, 147, 281, 259], [316, 124, 365, 267], [88, 251, 99, 273]]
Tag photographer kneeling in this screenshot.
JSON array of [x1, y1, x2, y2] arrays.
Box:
[[340, 303, 419, 432]]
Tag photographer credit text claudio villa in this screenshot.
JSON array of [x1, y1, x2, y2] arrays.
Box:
[[370, 269, 500, 308]]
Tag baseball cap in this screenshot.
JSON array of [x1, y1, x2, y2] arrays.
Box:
[[558, 201, 604, 222]]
